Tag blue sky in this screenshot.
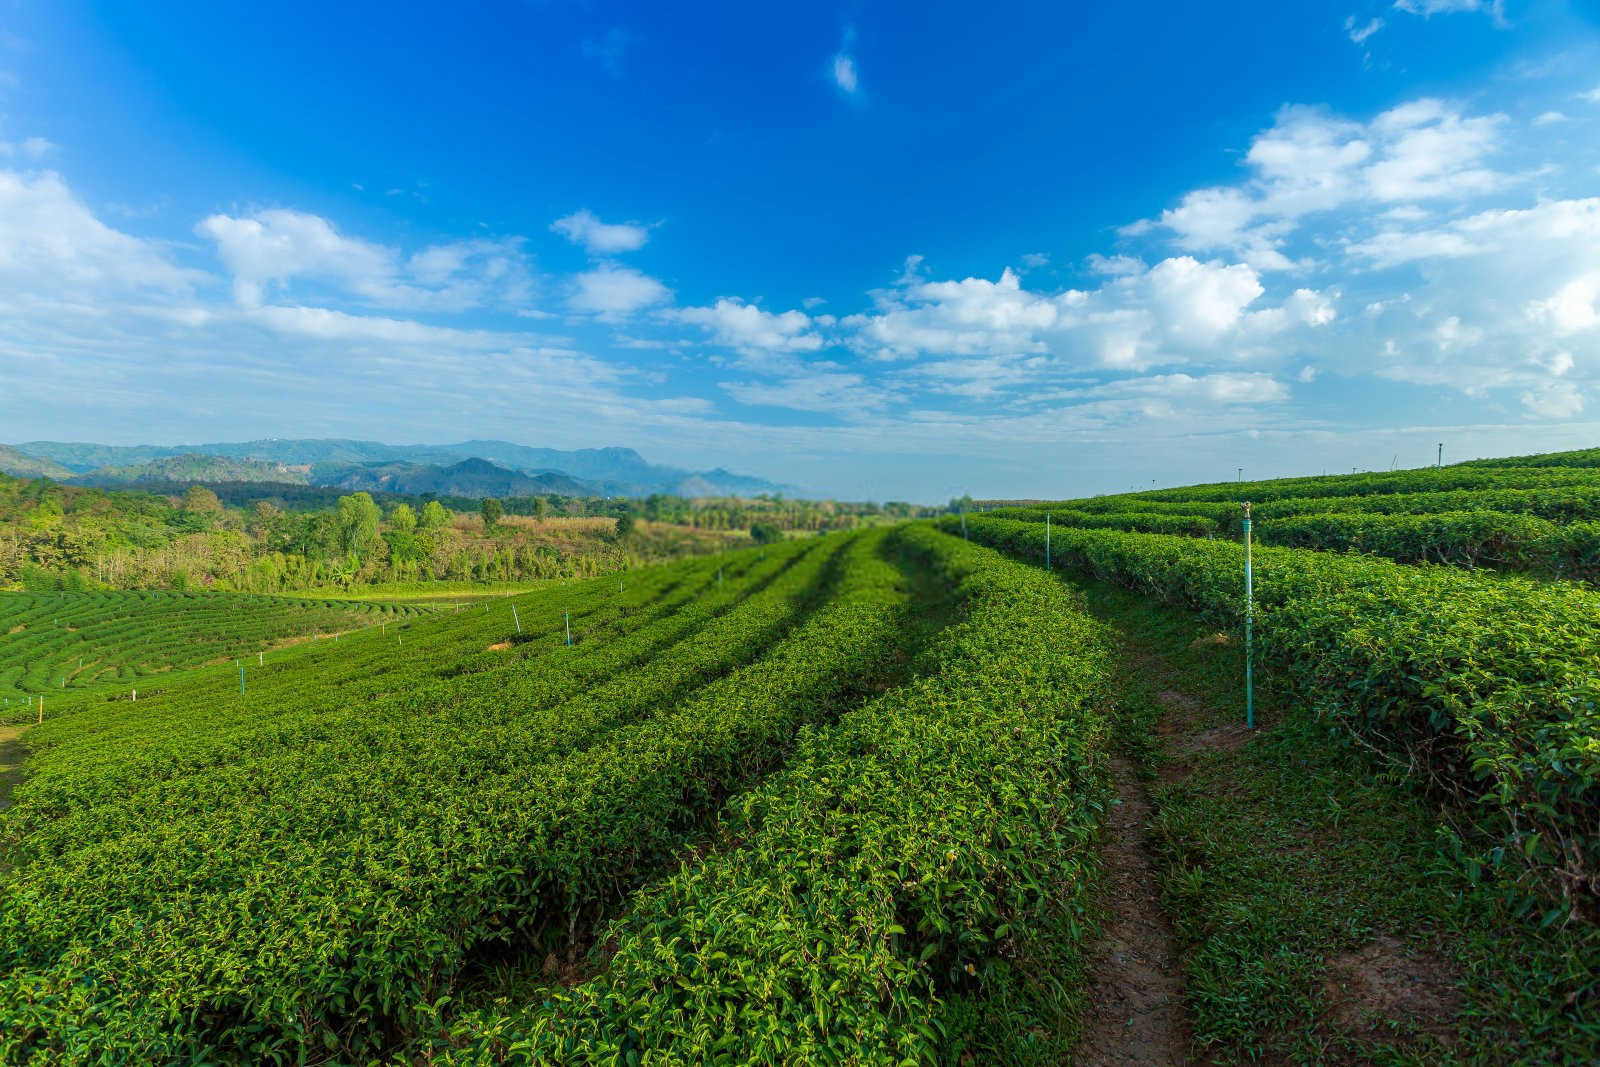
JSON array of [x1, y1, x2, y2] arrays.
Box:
[[2, 1, 1599, 500]]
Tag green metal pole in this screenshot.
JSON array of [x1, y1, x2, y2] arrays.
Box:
[[1045, 512, 1051, 570], [1243, 501, 1254, 730]]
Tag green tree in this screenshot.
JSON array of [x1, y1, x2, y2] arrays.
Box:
[[388, 502, 417, 535], [182, 486, 222, 513], [419, 500, 449, 531], [615, 512, 637, 540], [750, 520, 783, 545], [250, 499, 281, 535], [335, 492, 382, 560], [480, 497, 504, 531], [532, 496, 549, 521]]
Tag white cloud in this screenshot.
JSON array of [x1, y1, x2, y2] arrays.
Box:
[[0, 169, 201, 293], [1533, 110, 1567, 127], [1143, 256, 1264, 340], [1070, 372, 1290, 415], [569, 263, 671, 316], [1345, 16, 1385, 43], [667, 298, 823, 356], [723, 368, 884, 414], [849, 267, 1062, 360], [1581, 86, 1600, 104], [0, 135, 54, 159], [840, 254, 1328, 378], [1522, 381, 1583, 418], [197, 208, 530, 310], [832, 53, 858, 94], [1133, 99, 1508, 269], [1393, 0, 1505, 22], [1346, 228, 1479, 267], [1087, 253, 1146, 276], [1526, 272, 1600, 335], [550, 209, 650, 255], [242, 304, 512, 347]]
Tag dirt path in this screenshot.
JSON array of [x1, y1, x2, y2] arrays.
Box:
[[1073, 755, 1192, 1066]]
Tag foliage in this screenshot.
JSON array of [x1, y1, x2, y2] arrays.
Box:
[[440, 525, 1115, 1065], [0, 590, 408, 704], [1076, 577, 1597, 1062], [749, 519, 783, 544], [944, 515, 1600, 927], [0, 532, 940, 1060]]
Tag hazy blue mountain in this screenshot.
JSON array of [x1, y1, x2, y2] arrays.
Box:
[[321, 458, 599, 497], [14, 438, 802, 497], [69, 454, 311, 486], [0, 444, 75, 480]]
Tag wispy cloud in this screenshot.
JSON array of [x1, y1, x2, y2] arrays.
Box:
[[831, 27, 859, 95], [1345, 15, 1385, 44], [1392, 0, 1507, 26]]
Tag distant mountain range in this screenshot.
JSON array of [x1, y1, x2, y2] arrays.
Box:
[[0, 438, 803, 499]]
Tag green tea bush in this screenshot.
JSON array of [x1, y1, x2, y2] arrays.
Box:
[[944, 516, 1600, 926], [442, 524, 1115, 1065]]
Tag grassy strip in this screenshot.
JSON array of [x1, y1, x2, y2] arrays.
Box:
[[436, 524, 1116, 1065], [1071, 577, 1599, 1063]]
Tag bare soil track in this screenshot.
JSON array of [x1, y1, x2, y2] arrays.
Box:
[[1074, 755, 1192, 1066]]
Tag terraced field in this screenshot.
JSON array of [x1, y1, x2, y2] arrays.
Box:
[[0, 527, 1119, 1063], [0, 591, 413, 706], [1, 453, 1597, 1064]]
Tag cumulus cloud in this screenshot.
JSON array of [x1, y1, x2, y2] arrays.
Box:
[[667, 298, 824, 356], [550, 209, 650, 255], [1143, 257, 1264, 340], [0, 169, 202, 293], [1527, 272, 1600, 335], [1131, 99, 1508, 270], [569, 263, 672, 316], [842, 254, 1328, 375], [197, 208, 531, 310]]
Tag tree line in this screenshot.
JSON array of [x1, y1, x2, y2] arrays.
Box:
[[0, 474, 936, 593]]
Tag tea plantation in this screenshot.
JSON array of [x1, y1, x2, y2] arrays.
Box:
[[0, 451, 1596, 1063]]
